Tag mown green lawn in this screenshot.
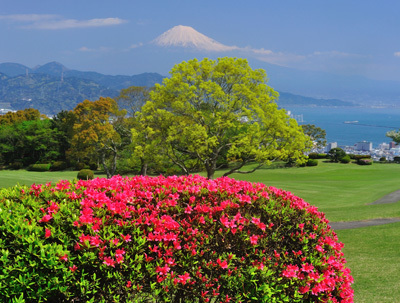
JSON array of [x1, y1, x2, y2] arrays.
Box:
[[216, 160, 400, 222], [1, 161, 400, 302], [0, 169, 107, 188]]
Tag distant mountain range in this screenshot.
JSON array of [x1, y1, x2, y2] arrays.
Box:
[[0, 62, 164, 115], [0, 61, 354, 115]]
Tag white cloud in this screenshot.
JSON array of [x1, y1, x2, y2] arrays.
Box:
[[79, 46, 113, 52], [0, 14, 127, 29], [312, 50, 364, 58], [394, 52, 400, 57], [129, 42, 144, 49]]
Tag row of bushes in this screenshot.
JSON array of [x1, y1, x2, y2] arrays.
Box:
[[6, 161, 98, 172]]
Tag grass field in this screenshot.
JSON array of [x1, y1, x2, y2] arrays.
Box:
[[1, 161, 400, 302]]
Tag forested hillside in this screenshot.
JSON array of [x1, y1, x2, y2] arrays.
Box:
[[0, 62, 164, 115]]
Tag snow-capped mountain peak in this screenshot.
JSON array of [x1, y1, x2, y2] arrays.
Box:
[[152, 25, 237, 52]]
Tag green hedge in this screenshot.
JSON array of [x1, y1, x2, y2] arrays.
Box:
[[27, 163, 51, 172]]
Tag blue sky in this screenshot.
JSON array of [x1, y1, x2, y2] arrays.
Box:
[[1, 0, 400, 81]]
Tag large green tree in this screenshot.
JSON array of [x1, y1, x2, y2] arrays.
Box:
[[139, 57, 311, 179]]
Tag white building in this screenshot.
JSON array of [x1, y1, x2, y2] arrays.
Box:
[[325, 142, 337, 152], [378, 142, 390, 150], [355, 141, 372, 151]]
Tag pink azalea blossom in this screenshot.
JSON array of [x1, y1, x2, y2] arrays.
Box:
[[44, 228, 51, 238]]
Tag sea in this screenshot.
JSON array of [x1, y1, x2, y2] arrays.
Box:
[[284, 106, 400, 148]]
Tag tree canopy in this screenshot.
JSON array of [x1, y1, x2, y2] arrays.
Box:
[[139, 57, 311, 179], [386, 129, 400, 144]]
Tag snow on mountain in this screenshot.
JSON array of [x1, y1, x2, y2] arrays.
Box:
[[152, 25, 237, 52]]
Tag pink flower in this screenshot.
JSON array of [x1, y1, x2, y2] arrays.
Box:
[[45, 228, 51, 238], [59, 254, 68, 262], [69, 265, 78, 272], [116, 256, 124, 264], [301, 263, 314, 273], [39, 214, 52, 223], [282, 264, 299, 278], [126, 281, 132, 288], [251, 217, 261, 225], [299, 285, 310, 294], [110, 238, 119, 246], [217, 258, 228, 269], [103, 257, 115, 267], [115, 249, 125, 257], [250, 235, 259, 245], [121, 234, 132, 242], [156, 265, 170, 275], [178, 272, 190, 285]]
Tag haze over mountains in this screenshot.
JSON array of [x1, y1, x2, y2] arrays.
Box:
[[0, 60, 354, 115], [150, 25, 400, 106], [2, 24, 400, 115]]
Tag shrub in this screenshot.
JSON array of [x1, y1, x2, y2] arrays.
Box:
[[77, 169, 94, 180], [309, 153, 327, 159], [379, 157, 386, 162], [27, 163, 51, 172], [51, 161, 68, 171], [0, 175, 354, 302], [393, 156, 400, 163], [357, 159, 373, 166], [306, 158, 318, 166], [75, 162, 88, 171], [10, 161, 23, 170], [307, 152, 319, 159], [340, 155, 351, 164], [351, 154, 371, 160]]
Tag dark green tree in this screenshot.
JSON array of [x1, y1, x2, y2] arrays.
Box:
[[327, 147, 346, 163]]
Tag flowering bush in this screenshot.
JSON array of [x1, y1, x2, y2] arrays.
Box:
[[0, 175, 353, 302]]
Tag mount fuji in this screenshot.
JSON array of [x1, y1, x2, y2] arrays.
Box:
[[152, 25, 237, 52]]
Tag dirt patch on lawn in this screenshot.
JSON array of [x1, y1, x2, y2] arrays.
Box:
[[329, 189, 400, 230], [369, 189, 400, 205]]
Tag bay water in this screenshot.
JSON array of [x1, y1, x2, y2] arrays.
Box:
[[283, 106, 400, 148]]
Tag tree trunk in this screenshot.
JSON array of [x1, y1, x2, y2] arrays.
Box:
[[140, 161, 148, 176], [205, 159, 216, 179]]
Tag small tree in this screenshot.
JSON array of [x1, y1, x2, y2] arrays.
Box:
[[386, 129, 400, 144], [301, 124, 327, 149], [327, 147, 346, 163], [69, 97, 129, 178]]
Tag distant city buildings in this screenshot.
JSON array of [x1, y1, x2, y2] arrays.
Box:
[[315, 140, 399, 161]]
